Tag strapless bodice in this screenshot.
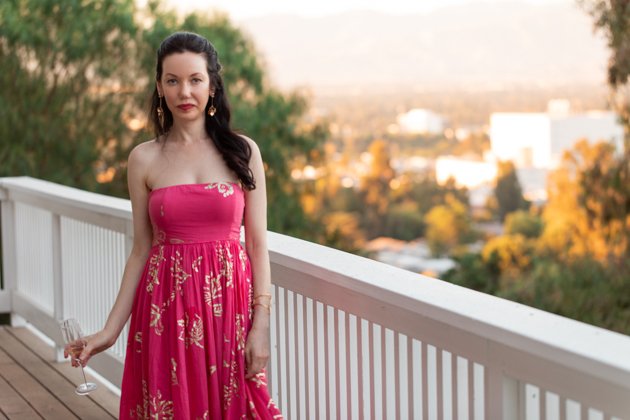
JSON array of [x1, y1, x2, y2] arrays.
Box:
[[148, 181, 244, 246]]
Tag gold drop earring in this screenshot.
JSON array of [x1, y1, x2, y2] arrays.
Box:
[[208, 94, 216, 116], [157, 95, 165, 129]]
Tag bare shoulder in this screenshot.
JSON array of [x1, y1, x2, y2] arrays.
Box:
[[127, 140, 162, 189], [238, 134, 258, 149], [238, 134, 261, 160], [128, 139, 161, 169]]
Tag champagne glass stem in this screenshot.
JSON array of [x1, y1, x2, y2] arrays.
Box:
[[76, 358, 89, 387]]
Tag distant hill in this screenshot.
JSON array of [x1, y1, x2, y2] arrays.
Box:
[[236, 1, 608, 90]]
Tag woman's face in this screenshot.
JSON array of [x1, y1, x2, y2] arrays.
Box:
[[156, 51, 215, 124]]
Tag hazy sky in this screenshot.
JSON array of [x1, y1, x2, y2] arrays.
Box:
[[155, 0, 571, 20]]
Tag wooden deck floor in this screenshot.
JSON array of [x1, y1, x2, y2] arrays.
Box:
[[0, 325, 120, 419]]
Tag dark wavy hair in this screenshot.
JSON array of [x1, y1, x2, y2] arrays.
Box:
[[148, 32, 255, 190]]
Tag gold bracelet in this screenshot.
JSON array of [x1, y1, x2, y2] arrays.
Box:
[[253, 294, 272, 310], [252, 302, 271, 315]]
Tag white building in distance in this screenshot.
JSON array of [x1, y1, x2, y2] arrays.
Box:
[[490, 100, 624, 169], [436, 153, 549, 206], [436, 156, 498, 189], [397, 109, 444, 135]]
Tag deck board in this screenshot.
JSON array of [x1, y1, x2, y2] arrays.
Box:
[[7, 326, 121, 419], [0, 371, 42, 419], [0, 326, 119, 420]]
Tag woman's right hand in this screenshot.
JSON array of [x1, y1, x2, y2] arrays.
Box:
[[64, 329, 116, 368]]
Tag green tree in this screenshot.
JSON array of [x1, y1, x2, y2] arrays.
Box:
[[579, 0, 630, 131], [442, 251, 501, 295], [319, 211, 366, 254], [540, 139, 630, 262], [385, 202, 426, 242], [424, 194, 473, 256], [497, 257, 630, 335], [504, 210, 544, 239], [574, 0, 630, 261], [0, 0, 139, 193], [494, 160, 528, 221], [359, 139, 394, 239]]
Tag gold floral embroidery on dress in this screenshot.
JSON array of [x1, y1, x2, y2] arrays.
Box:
[[249, 371, 267, 389], [130, 380, 174, 420], [170, 358, 178, 386], [177, 312, 204, 349], [248, 400, 257, 418], [160, 205, 164, 217], [130, 379, 149, 419], [216, 243, 234, 288], [135, 332, 142, 353], [150, 303, 165, 336], [203, 273, 222, 317], [152, 223, 166, 247], [266, 399, 282, 419], [204, 181, 234, 197], [209, 365, 216, 375], [169, 238, 188, 244], [235, 314, 246, 354], [168, 251, 191, 304], [238, 248, 247, 271], [223, 350, 239, 409], [192, 256, 203, 272], [147, 246, 165, 295], [195, 411, 209, 420]]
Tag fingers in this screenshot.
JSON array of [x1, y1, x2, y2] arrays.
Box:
[[78, 345, 92, 367], [245, 353, 268, 380], [244, 348, 253, 379]]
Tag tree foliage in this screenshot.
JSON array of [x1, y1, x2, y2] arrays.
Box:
[[0, 0, 139, 192], [579, 0, 630, 127], [494, 160, 528, 221], [504, 209, 544, 239], [424, 194, 474, 256], [540, 139, 630, 262]]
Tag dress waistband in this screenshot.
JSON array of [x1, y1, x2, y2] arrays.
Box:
[[151, 237, 243, 249]]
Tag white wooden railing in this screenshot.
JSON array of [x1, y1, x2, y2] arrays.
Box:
[[0, 176, 629, 420]]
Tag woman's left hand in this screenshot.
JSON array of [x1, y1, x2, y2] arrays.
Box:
[[244, 326, 269, 379]]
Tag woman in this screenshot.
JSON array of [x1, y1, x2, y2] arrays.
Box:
[[64, 31, 283, 419]]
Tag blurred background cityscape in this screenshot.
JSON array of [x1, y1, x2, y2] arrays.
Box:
[[2, 0, 629, 336]]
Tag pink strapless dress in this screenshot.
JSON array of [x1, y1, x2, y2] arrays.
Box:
[[119, 182, 283, 420]]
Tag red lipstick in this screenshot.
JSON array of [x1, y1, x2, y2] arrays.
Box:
[[177, 104, 194, 110]]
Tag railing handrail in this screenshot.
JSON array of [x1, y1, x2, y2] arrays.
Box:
[[268, 232, 630, 388], [0, 176, 132, 220]]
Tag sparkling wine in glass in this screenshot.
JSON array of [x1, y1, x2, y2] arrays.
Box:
[[60, 318, 98, 395]]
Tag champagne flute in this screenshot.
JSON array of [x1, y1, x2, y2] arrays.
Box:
[[60, 318, 98, 395]]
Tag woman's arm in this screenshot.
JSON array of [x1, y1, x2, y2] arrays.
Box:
[[241, 137, 272, 379], [65, 142, 155, 368]]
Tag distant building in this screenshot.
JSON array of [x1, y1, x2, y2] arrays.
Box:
[[436, 156, 498, 189], [397, 109, 444, 135], [436, 155, 550, 208], [490, 100, 624, 169]]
